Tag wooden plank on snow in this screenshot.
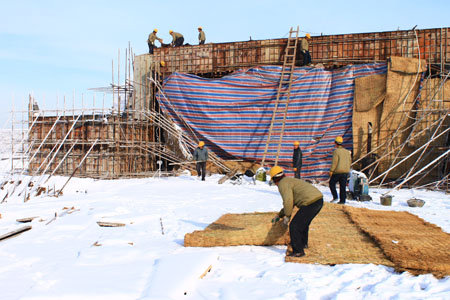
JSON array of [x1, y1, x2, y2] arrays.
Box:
[[0, 226, 32, 241], [97, 221, 126, 227]]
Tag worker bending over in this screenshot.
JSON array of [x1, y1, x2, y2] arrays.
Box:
[[329, 136, 352, 204], [169, 30, 184, 47], [270, 166, 323, 257], [147, 29, 163, 54]]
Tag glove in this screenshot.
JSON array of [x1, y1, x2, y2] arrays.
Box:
[[283, 216, 290, 226], [271, 216, 280, 223], [294, 168, 297, 171]]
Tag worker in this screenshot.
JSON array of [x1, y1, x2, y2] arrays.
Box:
[[147, 28, 163, 54], [270, 166, 323, 257], [300, 33, 311, 65], [292, 141, 302, 179], [169, 30, 184, 47], [193, 141, 208, 181], [329, 136, 352, 204], [198, 26, 206, 45]]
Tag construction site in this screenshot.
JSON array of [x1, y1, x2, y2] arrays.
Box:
[[4, 26, 450, 196]]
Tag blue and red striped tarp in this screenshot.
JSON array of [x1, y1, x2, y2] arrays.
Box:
[[158, 63, 387, 179]]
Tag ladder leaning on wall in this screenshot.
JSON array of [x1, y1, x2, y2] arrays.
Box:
[[261, 26, 299, 167]]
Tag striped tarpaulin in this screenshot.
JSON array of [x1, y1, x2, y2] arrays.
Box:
[[158, 63, 387, 179]]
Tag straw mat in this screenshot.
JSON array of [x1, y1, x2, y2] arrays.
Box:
[[184, 204, 450, 277], [184, 212, 288, 247], [344, 206, 450, 278], [284, 203, 394, 266]]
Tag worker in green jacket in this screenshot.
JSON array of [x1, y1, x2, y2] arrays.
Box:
[[300, 33, 311, 65], [198, 26, 206, 45], [193, 141, 208, 181], [270, 166, 323, 258], [147, 28, 163, 54], [329, 136, 352, 204], [169, 30, 184, 47]]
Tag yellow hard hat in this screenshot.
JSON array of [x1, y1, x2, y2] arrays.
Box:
[[294, 141, 300, 146], [154, 28, 158, 33], [198, 26, 202, 30], [335, 136, 343, 144], [198, 141, 205, 147], [169, 30, 173, 34], [269, 166, 284, 178], [160, 60, 166, 67], [306, 33, 311, 38]]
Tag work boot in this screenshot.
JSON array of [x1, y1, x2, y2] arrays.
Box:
[[331, 198, 338, 203], [338, 201, 345, 205], [287, 249, 305, 258]]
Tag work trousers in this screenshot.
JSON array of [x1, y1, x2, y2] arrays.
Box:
[[294, 168, 301, 179], [303, 50, 311, 65], [289, 198, 323, 253], [199, 40, 205, 45], [329, 173, 348, 203], [196, 161, 206, 181], [148, 43, 155, 54], [174, 37, 184, 47]]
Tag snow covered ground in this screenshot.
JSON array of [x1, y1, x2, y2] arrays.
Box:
[[0, 130, 449, 299]]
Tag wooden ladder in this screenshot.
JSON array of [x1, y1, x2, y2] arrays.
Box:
[[261, 26, 299, 167]]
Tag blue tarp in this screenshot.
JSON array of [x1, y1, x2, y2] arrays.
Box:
[[159, 63, 387, 179]]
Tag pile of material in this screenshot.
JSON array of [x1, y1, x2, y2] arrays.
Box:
[[184, 203, 450, 277]]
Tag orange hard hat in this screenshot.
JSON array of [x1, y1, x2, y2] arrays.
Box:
[[293, 141, 300, 146], [198, 141, 205, 147], [306, 33, 311, 38]]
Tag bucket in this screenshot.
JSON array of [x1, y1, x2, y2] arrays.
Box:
[[380, 195, 392, 206], [255, 168, 266, 182]]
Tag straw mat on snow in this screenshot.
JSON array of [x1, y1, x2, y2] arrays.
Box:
[[184, 212, 288, 247], [284, 203, 394, 266], [343, 206, 450, 278]]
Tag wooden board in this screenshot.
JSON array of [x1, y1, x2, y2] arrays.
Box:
[[16, 216, 39, 223], [0, 226, 32, 241], [96, 221, 126, 227]]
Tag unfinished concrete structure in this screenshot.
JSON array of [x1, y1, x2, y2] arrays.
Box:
[[7, 27, 450, 192]]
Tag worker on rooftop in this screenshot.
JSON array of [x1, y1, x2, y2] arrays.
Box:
[[198, 26, 206, 45], [147, 28, 163, 54], [300, 33, 311, 65], [270, 166, 323, 258], [169, 30, 184, 47]]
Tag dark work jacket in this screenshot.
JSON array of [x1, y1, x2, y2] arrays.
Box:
[[193, 147, 208, 162], [293, 147, 302, 169]]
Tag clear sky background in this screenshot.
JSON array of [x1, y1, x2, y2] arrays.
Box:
[[0, 0, 449, 125]]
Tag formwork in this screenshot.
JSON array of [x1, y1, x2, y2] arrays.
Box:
[[22, 28, 450, 184]]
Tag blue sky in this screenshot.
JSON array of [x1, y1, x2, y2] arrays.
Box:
[[0, 0, 449, 124]]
